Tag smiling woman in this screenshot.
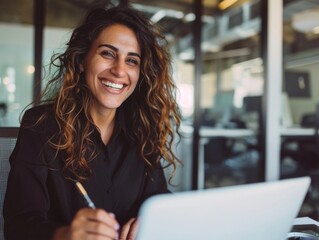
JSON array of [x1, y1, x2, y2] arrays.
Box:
[[3, 4, 181, 240]]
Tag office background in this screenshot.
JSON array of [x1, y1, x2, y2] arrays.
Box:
[[0, 0, 319, 221]]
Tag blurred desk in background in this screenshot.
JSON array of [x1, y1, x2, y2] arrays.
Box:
[[281, 127, 316, 137], [200, 127, 255, 138], [181, 124, 256, 138]]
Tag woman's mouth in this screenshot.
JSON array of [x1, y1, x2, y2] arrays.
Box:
[[101, 80, 124, 90]]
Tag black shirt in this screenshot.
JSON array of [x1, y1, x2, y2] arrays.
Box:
[[3, 104, 169, 240]]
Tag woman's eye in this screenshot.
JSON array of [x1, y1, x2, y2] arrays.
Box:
[[127, 58, 139, 66], [101, 50, 114, 58]]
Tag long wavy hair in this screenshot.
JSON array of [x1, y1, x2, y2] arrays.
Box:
[[40, 5, 182, 182]]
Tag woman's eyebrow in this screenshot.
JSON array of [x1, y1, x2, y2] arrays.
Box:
[[98, 44, 141, 59]]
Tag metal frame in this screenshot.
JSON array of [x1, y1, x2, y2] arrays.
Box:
[[33, 0, 45, 103], [263, 0, 283, 181], [192, 0, 203, 190]]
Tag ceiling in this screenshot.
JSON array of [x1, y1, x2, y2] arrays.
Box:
[[1, 0, 319, 55], [56, 0, 222, 36]]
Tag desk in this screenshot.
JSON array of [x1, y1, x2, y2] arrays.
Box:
[[181, 124, 256, 138], [180, 125, 258, 189], [179, 124, 319, 190], [280, 127, 316, 137], [200, 127, 255, 138], [280, 126, 319, 183], [182, 124, 317, 137]]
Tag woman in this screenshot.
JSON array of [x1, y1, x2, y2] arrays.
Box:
[[3, 4, 181, 240]]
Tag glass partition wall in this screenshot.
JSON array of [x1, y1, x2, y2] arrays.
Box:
[[198, 0, 264, 189], [281, 0, 319, 220], [130, 0, 266, 191], [42, 0, 88, 90], [0, 0, 34, 126]]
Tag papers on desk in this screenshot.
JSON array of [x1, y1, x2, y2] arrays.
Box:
[[293, 217, 319, 227], [287, 217, 319, 239]]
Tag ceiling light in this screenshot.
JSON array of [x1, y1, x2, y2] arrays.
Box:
[[218, 0, 239, 10], [312, 26, 319, 35], [292, 8, 319, 33], [150, 10, 166, 23], [26, 65, 35, 74], [184, 13, 195, 22]]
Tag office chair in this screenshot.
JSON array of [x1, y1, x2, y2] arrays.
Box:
[[281, 104, 319, 173], [0, 128, 19, 240]]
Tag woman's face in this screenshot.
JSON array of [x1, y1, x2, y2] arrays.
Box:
[[82, 23, 141, 114]]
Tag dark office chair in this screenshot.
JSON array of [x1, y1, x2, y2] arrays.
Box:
[[281, 104, 319, 173], [0, 128, 19, 240]]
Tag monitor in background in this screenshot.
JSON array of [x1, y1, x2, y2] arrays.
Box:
[[213, 90, 235, 126], [242, 94, 294, 128], [243, 95, 261, 113], [214, 90, 234, 111], [284, 71, 311, 98], [242, 95, 261, 130]]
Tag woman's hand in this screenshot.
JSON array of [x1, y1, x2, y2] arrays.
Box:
[[119, 218, 139, 240], [52, 208, 120, 240]]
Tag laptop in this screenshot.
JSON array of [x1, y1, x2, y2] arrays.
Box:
[[136, 177, 311, 240]]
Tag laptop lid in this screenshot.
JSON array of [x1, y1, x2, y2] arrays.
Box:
[[136, 177, 310, 240]]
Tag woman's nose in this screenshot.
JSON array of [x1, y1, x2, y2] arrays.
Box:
[[110, 60, 125, 77]]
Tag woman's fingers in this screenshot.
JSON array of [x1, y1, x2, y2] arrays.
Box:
[[69, 208, 120, 240], [119, 218, 139, 240], [84, 209, 120, 230]]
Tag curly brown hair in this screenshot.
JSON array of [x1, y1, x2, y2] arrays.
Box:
[[39, 5, 182, 182]]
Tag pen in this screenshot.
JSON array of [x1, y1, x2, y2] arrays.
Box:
[[75, 181, 96, 209]]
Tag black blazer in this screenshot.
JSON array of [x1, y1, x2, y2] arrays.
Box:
[[3, 104, 169, 240]]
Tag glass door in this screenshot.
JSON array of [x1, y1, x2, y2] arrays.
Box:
[[199, 0, 264, 189]]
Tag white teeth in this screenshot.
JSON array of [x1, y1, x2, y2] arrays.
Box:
[[102, 80, 124, 90]]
